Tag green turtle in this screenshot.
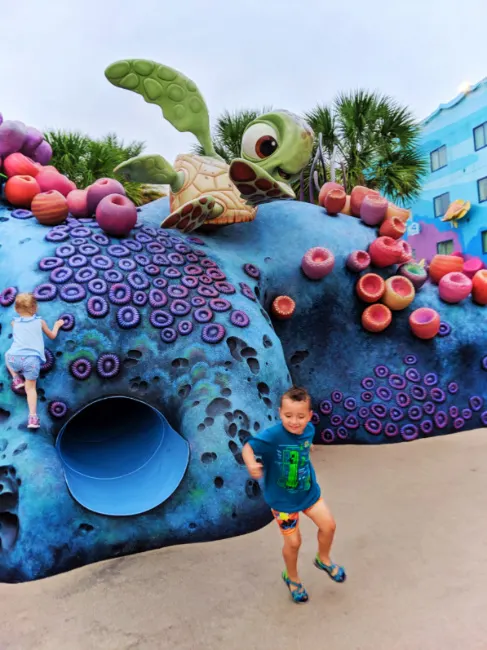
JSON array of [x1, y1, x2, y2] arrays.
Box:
[[229, 110, 315, 207], [104, 59, 314, 233]]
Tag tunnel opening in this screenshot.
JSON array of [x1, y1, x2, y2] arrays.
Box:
[[0, 513, 19, 552], [56, 396, 189, 517]]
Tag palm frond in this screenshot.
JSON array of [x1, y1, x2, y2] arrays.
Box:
[[367, 146, 428, 205], [297, 90, 425, 204], [304, 105, 337, 157]]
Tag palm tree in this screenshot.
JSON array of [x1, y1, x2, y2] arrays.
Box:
[[191, 92, 426, 206], [303, 91, 427, 205], [192, 108, 272, 161], [43, 130, 157, 206]]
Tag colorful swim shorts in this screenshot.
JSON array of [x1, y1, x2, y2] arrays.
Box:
[[271, 498, 322, 535], [6, 354, 41, 380]]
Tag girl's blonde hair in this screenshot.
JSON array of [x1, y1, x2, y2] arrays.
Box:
[[15, 292, 38, 315]]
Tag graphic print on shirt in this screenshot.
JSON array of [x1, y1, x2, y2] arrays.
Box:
[[276, 440, 311, 492]]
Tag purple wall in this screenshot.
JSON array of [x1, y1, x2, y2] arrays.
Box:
[[407, 221, 462, 262]]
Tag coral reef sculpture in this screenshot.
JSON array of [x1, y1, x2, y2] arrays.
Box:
[[1, 70, 486, 584], [1, 194, 486, 583]]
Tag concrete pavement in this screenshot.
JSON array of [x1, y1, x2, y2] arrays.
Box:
[[2, 428, 487, 650]]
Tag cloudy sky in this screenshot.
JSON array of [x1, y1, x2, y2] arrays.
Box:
[[2, 0, 486, 163]]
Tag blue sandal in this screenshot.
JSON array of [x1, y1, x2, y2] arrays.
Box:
[[314, 555, 346, 583], [282, 570, 309, 603]]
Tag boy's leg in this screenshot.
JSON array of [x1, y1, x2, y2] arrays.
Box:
[[272, 510, 303, 591], [24, 380, 38, 417], [304, 498, 337, 566], [282, 529, 302, 588]]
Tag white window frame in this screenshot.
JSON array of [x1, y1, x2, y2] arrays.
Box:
[[434, 192, 450, 217], [474, 122, 487, 151], [478, 177, 487, 203], [430, 145, 447, 172]]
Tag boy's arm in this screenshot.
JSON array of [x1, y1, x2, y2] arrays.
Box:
[[242, 443, 263, 479], [41, 319, 65, 340]]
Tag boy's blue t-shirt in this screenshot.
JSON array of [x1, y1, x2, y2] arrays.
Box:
[[247, 422, 320, 513]]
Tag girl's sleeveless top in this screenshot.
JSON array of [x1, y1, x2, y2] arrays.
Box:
[[8, 316, 46, 361]]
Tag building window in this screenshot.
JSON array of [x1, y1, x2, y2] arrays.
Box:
[[474, 122, 487, 151], [437, 240, 454, 255], [434, 192, 450, 217], [482, 231, 487, 254], [478, 177, 487, 203], [430, 145, 447, 172]]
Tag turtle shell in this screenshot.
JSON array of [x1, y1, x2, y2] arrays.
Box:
[[170, 154, 256, 227]]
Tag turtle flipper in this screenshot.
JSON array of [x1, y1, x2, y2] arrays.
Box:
[[114, 154, 184, 191], [229, 159, 295, 207], [105, 59, 216, 158], [161, 196, 224, 234]]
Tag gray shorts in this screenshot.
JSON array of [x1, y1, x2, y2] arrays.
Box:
[[6, 354, 41, 380]]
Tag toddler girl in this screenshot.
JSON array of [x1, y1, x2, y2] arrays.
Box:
[[5, 293, 65, 429]]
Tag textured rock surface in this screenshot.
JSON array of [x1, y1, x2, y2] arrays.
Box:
[[0, 196, 486, 582]]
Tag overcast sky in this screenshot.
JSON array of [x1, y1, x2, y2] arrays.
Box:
[[2, 0, 486, 163]]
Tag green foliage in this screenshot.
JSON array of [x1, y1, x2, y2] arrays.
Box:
[[304, 91, 428, 205], [43, 130, 147, 205], [196, 93, 427, 206]]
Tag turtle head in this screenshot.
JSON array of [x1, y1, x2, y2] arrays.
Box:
[[229, 111, 314, 205], [241, 110, 314, 180]]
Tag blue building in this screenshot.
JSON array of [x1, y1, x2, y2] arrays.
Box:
[[407, 78, 487, 263]]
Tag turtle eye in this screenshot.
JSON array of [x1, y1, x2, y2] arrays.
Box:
[[242, 123, 279, 160]]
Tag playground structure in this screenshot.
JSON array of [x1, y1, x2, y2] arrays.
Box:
[[0, 62, 486, 583]]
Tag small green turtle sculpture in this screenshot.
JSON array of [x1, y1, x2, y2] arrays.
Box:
[[104, 59, 314, 233]]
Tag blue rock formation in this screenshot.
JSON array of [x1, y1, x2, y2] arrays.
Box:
[[0, 196, 486, 582]]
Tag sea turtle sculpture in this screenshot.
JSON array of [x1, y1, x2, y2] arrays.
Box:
[[104, 59, 314, 233]]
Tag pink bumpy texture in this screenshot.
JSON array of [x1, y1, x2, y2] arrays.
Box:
[[301, 247, 335, 280], [462, 257, 484, 279], [438, 272, 473, 304], [360, 195, 388, 226], [67, 189, 90, 218], [36, 170, 75, 197], [96, 194, 137, 237], [346, 250, 370, 273], [368, 236, 402, 267], [318, 182, 343, 207], [3, 153, 39, 178], [87, 178, 126, 215]]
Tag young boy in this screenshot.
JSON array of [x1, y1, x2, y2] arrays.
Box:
[[5, 293, 65, 429], [242, 386, 345, 603]]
